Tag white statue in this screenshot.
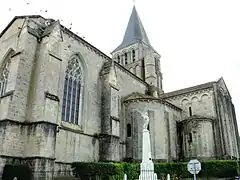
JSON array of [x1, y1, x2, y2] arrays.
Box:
[[167, 174, 171, 180], [141, 111, 149, 130]]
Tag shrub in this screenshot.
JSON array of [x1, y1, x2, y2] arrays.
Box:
[[72, 160, 240, 180], [72, 162, 124, 180]]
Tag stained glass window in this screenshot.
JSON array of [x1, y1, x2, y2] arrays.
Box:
[[61, 56, 82, 124], [0, 55, 11, 96]]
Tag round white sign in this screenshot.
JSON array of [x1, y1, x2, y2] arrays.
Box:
[[187, 159, 201, 175]]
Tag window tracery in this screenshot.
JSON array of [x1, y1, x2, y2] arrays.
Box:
[[61, 56, 83, 124], [0, 54, 11, 96]]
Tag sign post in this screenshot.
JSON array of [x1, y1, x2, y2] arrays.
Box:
[[187, 159, 201, 180]]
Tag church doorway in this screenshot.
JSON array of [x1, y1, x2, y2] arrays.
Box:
[[2, 164, 33, 180]]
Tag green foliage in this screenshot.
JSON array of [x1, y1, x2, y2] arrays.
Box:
[[54, 177, 78, 180], [72, 162, 125, 180], [198, 160, 239, 178], [72, 160, 240, 180], [122, 163, 140, 180], [155, 162, 190, 179]]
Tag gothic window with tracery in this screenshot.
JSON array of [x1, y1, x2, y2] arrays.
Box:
[[0, 53, 11, 96], [61, 56, 83, 124]]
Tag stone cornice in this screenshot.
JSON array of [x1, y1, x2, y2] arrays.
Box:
[[44, 91, 60, 102], [124, 97, 182, 111], [60, 124, 98, 138], [49, 52, 62, 61], [0, 154, 56, 161], [98, 133, 120, 139], [111, 116, 120, 122], [0, 90, 14, 99], [11, 51, 23, 58], [0, 119, 58, 127], [179, 116, 216, 125]]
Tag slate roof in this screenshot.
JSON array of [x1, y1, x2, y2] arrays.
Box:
[[161, 81, 215, 98], [123, 92, 182, 111], [112, 6, 151, 53], [123, 92, 154, 101]]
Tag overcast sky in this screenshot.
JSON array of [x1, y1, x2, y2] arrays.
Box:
[[0, 0, 239, 131]]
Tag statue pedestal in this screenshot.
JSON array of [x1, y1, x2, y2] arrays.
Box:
[[139, 129, 157, 180]]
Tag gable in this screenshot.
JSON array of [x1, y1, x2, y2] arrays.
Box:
[[0, 18, 26, 43], [217, 77, 231, 97]]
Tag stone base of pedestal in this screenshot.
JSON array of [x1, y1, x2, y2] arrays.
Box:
[[139, 161, 158, 180], [139, 171, 157, 180]]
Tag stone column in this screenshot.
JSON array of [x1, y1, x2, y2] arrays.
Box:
[[99, 60, 120, 161]]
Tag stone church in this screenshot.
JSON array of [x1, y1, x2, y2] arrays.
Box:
[[0, 5, 239, 179]]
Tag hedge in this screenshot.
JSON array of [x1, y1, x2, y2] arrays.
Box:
[[72, 160, 240, 180], [72, 162, 125, 179]]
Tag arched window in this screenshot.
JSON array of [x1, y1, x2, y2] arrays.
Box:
[[188, 133, 193, 143], [189, 106, 192, 116], [127, 123, 131, 137], [62, 56, 83, 124], [0, 49, 13, 96], [132, 50, 135, 62], [117, 55, 120, 64], [124, 53, 128, 65]]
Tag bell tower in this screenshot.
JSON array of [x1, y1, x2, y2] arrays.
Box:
[[111, 5, 163, 95]]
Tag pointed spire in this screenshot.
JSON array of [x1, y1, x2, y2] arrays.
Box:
[[112, 5, 151, 53]]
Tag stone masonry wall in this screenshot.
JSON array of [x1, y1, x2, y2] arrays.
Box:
[[124, 100, 181, 161], [0, 121, 25, 157], [166, 88, 216, 119], [55, 128, 99, 163], [179, 118, 215, 160], [115, 63, 147, 160], [214, 85, 239, 158], [0, 16, 150, 177]]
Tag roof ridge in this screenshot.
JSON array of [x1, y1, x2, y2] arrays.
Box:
[[162, 81, 216, 98]]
